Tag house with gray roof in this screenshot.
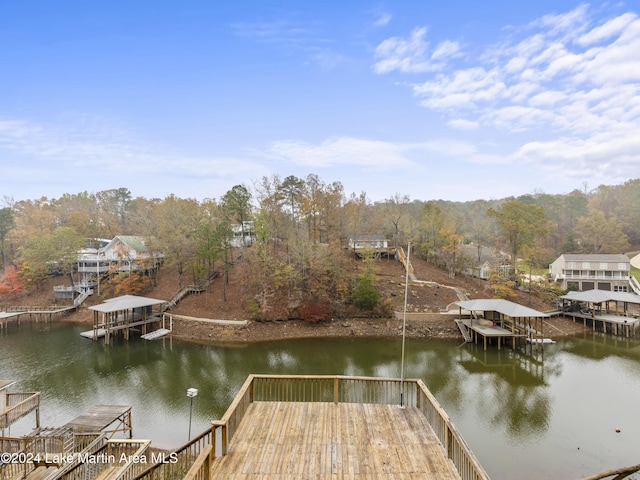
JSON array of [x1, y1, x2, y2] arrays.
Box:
[[549, 253, 632, 292]]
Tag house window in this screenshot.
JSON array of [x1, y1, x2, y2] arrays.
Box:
[[567, 262, 576, 269], [618, 263, 628, 270], [614, 285, 628, 292], [599, 263, 608, 270], [582, 262, 590, 269]]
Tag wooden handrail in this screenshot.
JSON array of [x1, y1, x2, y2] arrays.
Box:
[[182, 444, 213, 480], [133, 427, 213, 480], [1, 392, 40, 429]]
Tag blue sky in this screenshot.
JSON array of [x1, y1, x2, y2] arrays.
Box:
[[1, 1, 639, 203]]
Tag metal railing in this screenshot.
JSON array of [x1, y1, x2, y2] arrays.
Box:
[[557, 273, 629, 280]]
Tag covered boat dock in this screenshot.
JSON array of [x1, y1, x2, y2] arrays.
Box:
[[560, 289, 640, 337], [454, 299, 550, 350], [82, 294, 168, 344]]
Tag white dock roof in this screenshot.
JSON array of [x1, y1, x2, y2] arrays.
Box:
[[89, 295, 167, 313], [560, 289, 640, 305], [454, 299, 549, 318]]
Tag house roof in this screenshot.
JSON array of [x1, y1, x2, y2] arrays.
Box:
[[89, 295, 167, 313], [110, 236, 152, 252], [556, 253, 629, 263], [560, 289, 640, 305], [349, 234, 387, 242], [454, 299, 549, 318]]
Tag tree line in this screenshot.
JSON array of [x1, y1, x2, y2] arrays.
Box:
[[0, 176, 638, 317]]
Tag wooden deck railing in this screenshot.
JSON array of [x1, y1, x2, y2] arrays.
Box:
[[133, 428, 213, 480], [210, 374, 490, 480], [181, 444, 212, 480], [0, 432, 106, 480], [55, 375, 486, 480], [415, 378, 490, 480], [1, 392, 40, 429], [53, 433, 107, 480], [0, 437, 32, 480]]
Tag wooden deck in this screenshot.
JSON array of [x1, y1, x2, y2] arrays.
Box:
[[210, 401, 460, 479], [457, 319, 527, 350], [119, 376, 489, 480], [563, 311, 639, 337], [64, 405, 132, 438]]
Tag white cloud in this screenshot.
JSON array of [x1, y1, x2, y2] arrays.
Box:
[[266, 136, 416, 169], [373, 27, 438, 73], [0, 116, 266, 184], [380, 5, 640, 183], [448, 118, 479, 130], [312, 50, 346, 71], [577, 12, 637, 45], [372, 11, 392, 28], [431, 40, 461, 60]]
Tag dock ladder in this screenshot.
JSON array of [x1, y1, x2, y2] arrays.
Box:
[[455, 320, 472, 342]]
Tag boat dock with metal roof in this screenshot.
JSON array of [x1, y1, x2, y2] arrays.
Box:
[[454, 299, 551, 350], [82, 295, 169, 344]]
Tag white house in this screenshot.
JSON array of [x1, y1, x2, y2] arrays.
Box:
[[347, 234, 388, 250], [230, 221, 256, 248], [549, 253, 631, 292], [54, 236, 163, 304]]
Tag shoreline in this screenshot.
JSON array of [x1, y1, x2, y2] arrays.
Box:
[[6, 307, 592, 345], [166, 313, 591, 345]]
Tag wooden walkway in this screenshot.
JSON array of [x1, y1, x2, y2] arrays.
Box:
[[0, 306, 77, 329], [210, 401, 461, 479]]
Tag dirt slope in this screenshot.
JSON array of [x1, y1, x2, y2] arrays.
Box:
[[2, 255, 586, 343]]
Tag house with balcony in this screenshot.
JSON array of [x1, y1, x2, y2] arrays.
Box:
[[549, 253, 635, 293], [54, 236, 163, 304], [347, 234, 393, 257]]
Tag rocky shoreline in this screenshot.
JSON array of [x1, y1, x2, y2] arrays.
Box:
[[167, 312, 590, 345]]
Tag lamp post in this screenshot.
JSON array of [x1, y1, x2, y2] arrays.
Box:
[[187, 388, 198, 441]]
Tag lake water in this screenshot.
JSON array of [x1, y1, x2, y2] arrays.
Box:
[[2, 321, 640, 480]]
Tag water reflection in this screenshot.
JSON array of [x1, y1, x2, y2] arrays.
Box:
[[2, 324, 640, 480]]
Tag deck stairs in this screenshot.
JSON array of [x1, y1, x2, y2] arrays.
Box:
[[630, 276, 640, 295], [73, 289, 93, 306], [161, 270, 220, 312]]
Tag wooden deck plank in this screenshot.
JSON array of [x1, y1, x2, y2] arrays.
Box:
[[64, 405, 130, 433], [210, 401, 461, 479]]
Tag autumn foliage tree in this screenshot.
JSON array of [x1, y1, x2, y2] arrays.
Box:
[[0, 265, 24, 296], [112, 273, 152, 296]]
